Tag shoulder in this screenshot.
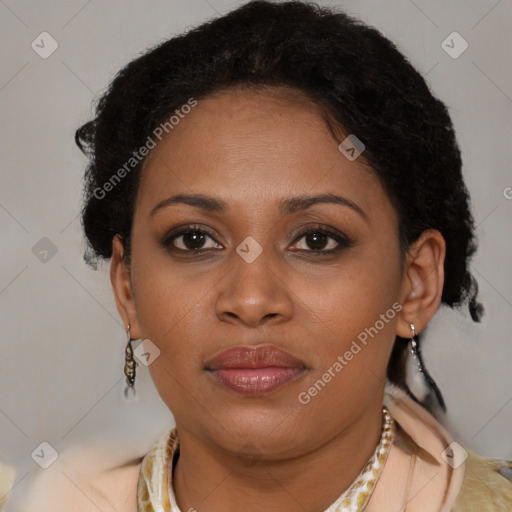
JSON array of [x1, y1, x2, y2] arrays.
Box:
[[382, 383, 465, 511], [4, 444, 143, 512], [451, 449, 512, 511], [383, 382, 512, 512]]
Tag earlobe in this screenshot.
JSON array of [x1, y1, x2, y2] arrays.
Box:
[[396, 229, 446, 338], [110, 235, 140, 338]]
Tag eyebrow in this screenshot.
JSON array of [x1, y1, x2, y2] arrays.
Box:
[[149, 192, 368, 221]]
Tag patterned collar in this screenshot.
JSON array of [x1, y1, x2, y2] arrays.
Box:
[[137, 407, 395, 512]]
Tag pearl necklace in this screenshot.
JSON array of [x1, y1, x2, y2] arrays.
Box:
[[325, 406, 396, 511]]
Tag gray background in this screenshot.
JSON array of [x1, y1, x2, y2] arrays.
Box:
[[1, 0, 511, 505]]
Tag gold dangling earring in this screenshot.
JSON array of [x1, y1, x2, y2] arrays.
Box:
[[123, 324, 138, 399]]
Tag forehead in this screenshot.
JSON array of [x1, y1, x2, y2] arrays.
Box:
[[136, 86, 386, 218]]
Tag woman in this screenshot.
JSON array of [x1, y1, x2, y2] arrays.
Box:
[[9, 1, 511, 511]]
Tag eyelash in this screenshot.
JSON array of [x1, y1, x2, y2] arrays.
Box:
[[160, 223, 353, 257]]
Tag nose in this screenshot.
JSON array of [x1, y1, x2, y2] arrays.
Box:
[[215, 247, 294, 328]]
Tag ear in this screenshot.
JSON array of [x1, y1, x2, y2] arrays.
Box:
[[396, 229, 446, 337], [110, 234, 141, 339]]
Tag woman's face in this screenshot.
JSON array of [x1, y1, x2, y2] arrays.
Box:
[[114, 86, 410, 458]]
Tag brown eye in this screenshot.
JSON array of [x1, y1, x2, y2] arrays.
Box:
[[174, 230, 208, 250], [289, 225, 353, 255], [299, 231, 333, 251], [161, 225, 223, 253]]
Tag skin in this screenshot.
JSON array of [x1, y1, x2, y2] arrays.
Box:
[[111, 86, 446, 512]]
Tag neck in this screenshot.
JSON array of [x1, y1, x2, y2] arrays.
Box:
[[173, 397, 385, 512]]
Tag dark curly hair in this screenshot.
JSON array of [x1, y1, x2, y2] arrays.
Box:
[[75, 0, 484, 406]]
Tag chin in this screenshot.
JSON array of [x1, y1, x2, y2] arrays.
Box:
[[201, 403, 310, 457]]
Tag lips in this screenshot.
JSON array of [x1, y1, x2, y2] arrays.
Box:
[[205, 345, 306, 396]]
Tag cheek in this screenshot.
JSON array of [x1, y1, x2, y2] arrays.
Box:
[[130, 254, 211, 373], [293, 242, 402, 388], [131, 235, 204, 331], [132, 266, 210, 418], [298, 245, 401, 334]]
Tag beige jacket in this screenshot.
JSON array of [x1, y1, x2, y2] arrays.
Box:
[[2, 385, 511, 511]]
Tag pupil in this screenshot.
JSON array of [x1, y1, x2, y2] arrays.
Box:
[[183, 232, 205, 250], [307, 232, 327, 250]]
